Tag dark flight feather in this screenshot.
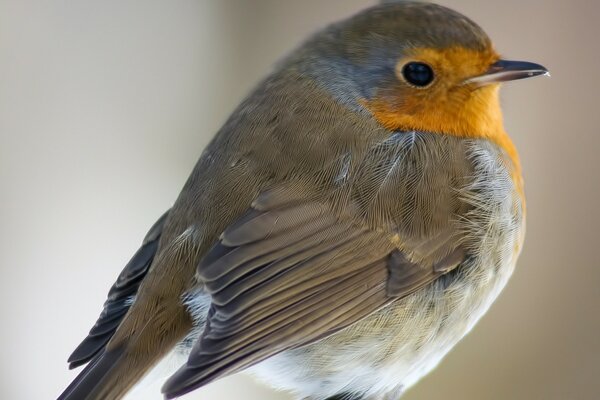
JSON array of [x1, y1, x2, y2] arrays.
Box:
[[67, 211, 169, 368]]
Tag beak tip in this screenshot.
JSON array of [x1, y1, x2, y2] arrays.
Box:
[[466, 60, 550, 86], [528, 69, 551, 79]]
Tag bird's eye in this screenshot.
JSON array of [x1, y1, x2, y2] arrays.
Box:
[[401, 62, 435, 87]]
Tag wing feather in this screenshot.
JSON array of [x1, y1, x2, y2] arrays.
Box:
[[162, 192, 463, 399], [67, 211, 169, 368]]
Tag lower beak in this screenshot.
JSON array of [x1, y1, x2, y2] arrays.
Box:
[[465, 59, 549, 86]]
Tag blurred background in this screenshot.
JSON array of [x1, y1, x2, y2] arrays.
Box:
[[1, 0, 598, 399]]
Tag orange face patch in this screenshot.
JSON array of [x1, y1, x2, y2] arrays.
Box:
[[362, 46, 522, 191], [364, 46, 502, 139]]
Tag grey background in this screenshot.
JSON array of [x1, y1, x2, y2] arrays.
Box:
[[1, 1, 598, 399]]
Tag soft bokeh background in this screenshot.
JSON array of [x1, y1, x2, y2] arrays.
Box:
[[1, 0, 598, 399]]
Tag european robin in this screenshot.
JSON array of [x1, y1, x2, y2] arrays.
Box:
[[58, 2, 548, 400]]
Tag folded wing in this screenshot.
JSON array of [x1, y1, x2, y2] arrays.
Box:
[[163, 190, 463, 398]]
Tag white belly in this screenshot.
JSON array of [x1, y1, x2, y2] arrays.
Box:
[[246, 256, 517, 399]]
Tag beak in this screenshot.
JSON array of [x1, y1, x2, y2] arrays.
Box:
[[465, 59, 550, 86]]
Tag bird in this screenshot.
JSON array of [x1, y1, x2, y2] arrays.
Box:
[[57, 2, 548, 400]]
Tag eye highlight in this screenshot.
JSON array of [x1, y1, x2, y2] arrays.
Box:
[[401, 62, 435, 87]]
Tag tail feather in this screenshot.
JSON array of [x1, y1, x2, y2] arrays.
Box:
[[67, 211, 169, 369], [59, 215, 202, 400], [58, 347, 128, 400], [58, 297, 194, 400]]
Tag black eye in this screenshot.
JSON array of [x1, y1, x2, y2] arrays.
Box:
[[401, 62, 435, 87]]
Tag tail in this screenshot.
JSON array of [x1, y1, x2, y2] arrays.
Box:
[[58, 220, 203, 400], [58, 343, 159, 400], [58, 347, 128, 400], [58, 304, 192, 400]]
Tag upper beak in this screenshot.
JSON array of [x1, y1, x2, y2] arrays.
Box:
[[465, 59, 550, 86]]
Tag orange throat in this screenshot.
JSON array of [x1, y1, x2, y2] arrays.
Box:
[[363, 84, 523, 194]]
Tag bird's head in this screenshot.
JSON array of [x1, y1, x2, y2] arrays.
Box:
[[292, 1, 548, 142]]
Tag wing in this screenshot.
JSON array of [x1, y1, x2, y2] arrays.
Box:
[[162, 191, 463, 398], [67, 210, 170, 368]]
